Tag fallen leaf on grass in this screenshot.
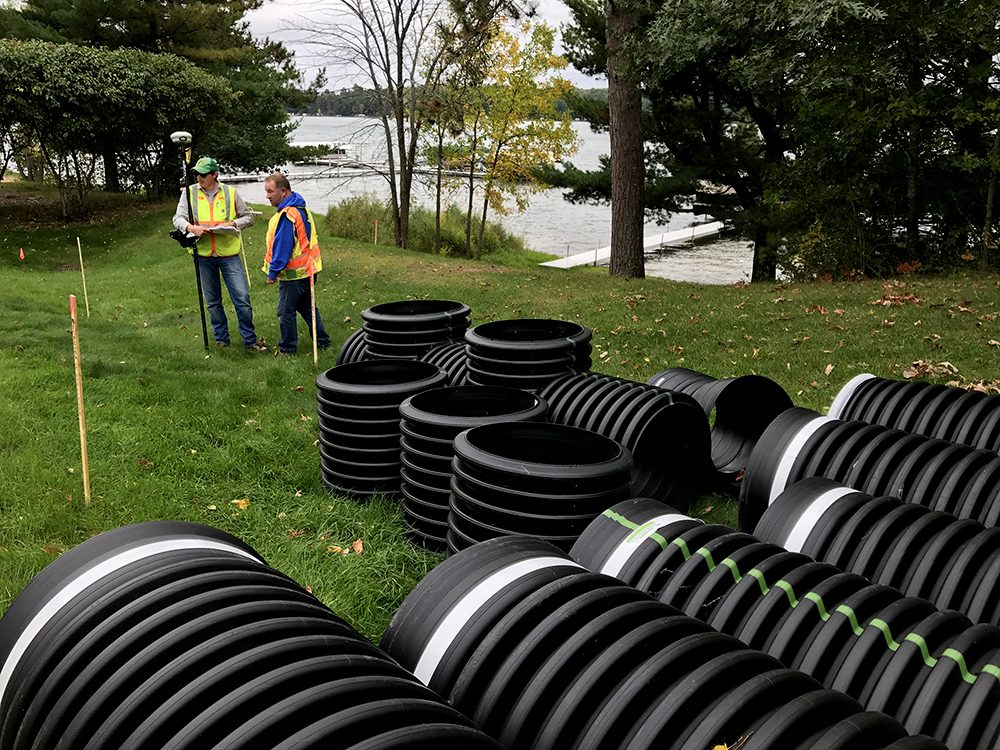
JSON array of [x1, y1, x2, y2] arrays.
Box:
[[903, 360, 959, 379], [328, 545, 345, 554], [824, 364, 834, 375], [288, 527, 309, 538], [232, 498, 250, 510], [990, 340, 1000, 347], [700, 506, 714, 515], [352, 539, 363, 554]]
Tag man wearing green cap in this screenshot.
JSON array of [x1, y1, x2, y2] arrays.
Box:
[[172, 157, 268, 352]]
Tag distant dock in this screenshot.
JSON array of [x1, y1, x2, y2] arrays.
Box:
[[539, 221, 725, 269]]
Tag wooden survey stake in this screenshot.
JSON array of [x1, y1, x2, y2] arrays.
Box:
[[70, 295, 92, 506]]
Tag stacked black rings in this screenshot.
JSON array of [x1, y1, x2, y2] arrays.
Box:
[[539, 371, 713, 511], [362, 300, 471, 360], [647, 367, 793, 488], [316, 360, 447, 498], [380, 536, 937, 750], [397, 386, 549, 552], [569, 498, 1000, 750], [448, 422, 633, 554], [463, 319, 592, 391], [738, 407, 1000, 533], [829, 374, 1000, 451], [0, 522, 501, 750]]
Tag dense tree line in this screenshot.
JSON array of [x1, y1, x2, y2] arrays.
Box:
[[547, 0, 1000, 280], [293, 85, 603, 118]]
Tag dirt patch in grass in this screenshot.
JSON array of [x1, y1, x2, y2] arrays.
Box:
[[0, 184, 172, 230]]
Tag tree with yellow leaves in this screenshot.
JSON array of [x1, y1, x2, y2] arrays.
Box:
[[458, 20, 580, 260]]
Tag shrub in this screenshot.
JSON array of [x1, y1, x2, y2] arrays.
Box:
[[325, 196, 526, 257]]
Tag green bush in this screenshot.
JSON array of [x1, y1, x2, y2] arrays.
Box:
[[323, 194, 391, 244], [324, 195, 526, 257]]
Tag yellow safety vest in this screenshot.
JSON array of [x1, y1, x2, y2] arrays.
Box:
[[187, 183, 240, 257], [263, 205, 322, 281]]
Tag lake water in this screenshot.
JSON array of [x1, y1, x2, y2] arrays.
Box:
[[238, 116, 753, 284]]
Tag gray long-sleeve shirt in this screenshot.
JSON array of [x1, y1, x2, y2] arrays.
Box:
[[172, 183, 255, 233]]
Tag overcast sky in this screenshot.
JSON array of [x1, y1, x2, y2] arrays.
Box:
[[244, 0, 605, 89]]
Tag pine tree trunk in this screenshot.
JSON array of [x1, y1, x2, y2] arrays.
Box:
[[605, 0, 645, 279]]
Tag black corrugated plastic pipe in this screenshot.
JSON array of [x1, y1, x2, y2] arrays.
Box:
[[0, 522, 501, 750]]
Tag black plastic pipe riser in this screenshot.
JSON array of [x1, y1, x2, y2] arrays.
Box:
[[419, 342, 469, 387], [647, 367, 794, 488], [830, 374, 1000, 452], [380, 535, 938, 750], [0, 522, 501, 750], [315, 360, 448, 499], [396, 386, 549, 552], [446, 422, 632, 555], [738, 406, 1000, 533], [539, 372, 713, 512], [569, 498, 1000, 750]]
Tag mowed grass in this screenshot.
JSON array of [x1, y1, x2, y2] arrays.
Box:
[[3, 188, 1000, 640]]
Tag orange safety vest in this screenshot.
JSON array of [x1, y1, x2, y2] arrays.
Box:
[[187, 183, 241, 257], [263, 205, 322, 281]]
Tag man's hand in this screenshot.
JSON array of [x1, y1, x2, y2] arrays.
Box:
[[267, 277, 277, 284], [187, 225, 209, 238]]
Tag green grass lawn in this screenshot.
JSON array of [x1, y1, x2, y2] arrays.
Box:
[[3, 188, 1000, 640]]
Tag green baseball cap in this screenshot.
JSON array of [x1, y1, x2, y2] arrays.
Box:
[[192, 157, 219, 174]]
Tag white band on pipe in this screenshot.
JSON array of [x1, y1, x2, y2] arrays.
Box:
[[827, 373, 876, 420], [0, 537, 260, 706], [412, 556, 583, 685], [781, 485, 858, 553], [768, 415, 834, 504], [599, 513, 697, 579]]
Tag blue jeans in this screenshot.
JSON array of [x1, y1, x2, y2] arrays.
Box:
[[277, 275, 331, 353], [197, 254, 257, 346]]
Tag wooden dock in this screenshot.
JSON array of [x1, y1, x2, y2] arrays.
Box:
[[539, 221, 725, 269]]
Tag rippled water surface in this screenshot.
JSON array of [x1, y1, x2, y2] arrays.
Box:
[[248, 116, 752, 285]]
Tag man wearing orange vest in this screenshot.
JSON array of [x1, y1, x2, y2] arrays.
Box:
[[263, 172, 331, 355], [172, 156, 269, 352]]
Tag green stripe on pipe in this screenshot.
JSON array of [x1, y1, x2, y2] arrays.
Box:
[[942, 648, 977, 684], [834, 604, 864, 636], [804, 591, 831, 621], [697, 547, 718, 572], [869, 618, 901, 652]]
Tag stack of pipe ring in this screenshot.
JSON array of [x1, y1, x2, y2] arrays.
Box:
[[361, 300, 471, 360], [316, 360, 447, 499], [447, 422, 633, 554], [397, 385, 548, 552], [463, 319, 592, 391]]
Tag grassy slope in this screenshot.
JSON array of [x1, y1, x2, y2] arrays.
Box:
[[2, 192, 1000, 640]]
